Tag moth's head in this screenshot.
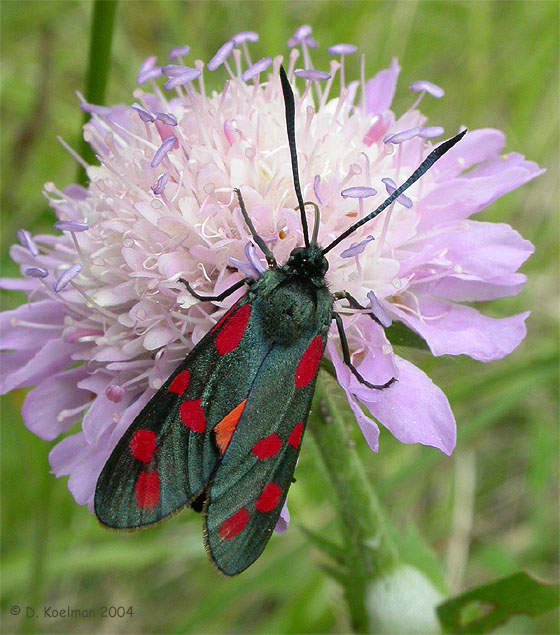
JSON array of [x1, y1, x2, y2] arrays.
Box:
[[286, 245, 329, 278]]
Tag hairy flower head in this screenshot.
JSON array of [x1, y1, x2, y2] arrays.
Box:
[[0, 26, 542, 513]]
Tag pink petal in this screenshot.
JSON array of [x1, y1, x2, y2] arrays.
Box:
[[22, 366, 90, 441], [0, 338, 81, 393], [0, 349, 35, 392], [391, 298, 530, 362], [274, 502, 290, 533], [79, 374, 129, 445], [418, 154, 544, 227], [49, 388, 155, 511], [49, 429, 111, 508], [327, 340, 382, 452], [328, 317, 397, 396], [432, 129, 506, 178], [0, 300, 65, 350], [425, 221, 533, 280], [365, 58, 400, 115], [0, 277, 39, 291], [363, 357, 456, 455], [427, 272, 527, 302]]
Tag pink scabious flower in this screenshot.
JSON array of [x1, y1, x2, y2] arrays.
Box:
[[0, 26, 542, 515]]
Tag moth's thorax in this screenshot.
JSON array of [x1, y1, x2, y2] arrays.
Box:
[[251, 265, 333, 345], [284, 245, 329, 282]]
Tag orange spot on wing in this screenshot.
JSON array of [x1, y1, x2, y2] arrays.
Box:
[[214, 399, 248, 454]]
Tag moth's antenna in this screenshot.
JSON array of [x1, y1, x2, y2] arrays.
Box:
[[321, 129, 468, 256], [280, 65, 310, 247]]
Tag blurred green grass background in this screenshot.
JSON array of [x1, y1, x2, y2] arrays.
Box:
[[1, 1, 558, 633]]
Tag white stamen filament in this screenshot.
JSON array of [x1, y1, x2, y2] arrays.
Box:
[[57, 402, 91, 422]]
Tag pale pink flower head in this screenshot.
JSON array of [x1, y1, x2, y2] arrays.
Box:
[[0, 26, 542, 519]]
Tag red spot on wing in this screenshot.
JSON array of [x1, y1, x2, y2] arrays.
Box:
[[168, 370, 190, 395], [252, 433, 282, 459], [214, 399, 247, 454], [219, 508, 250, 540], [295, 335, 323, 388], [288, 421, 304, 449], [256, 482, 282, 513], [215, 303, 251, 355], [129, 429, 156, 464], [180, 399, 206, 433], [135, 470, 160, 509]]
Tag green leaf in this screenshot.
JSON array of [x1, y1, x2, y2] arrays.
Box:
[[384, 321, 430, 351], [437, 571, 560, 634]]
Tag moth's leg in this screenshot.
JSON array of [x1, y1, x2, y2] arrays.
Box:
[[333, 290, 385, 327], [234, 188, 277, 268], [333, 312, 397, 390], [178, 277, 250, 302]]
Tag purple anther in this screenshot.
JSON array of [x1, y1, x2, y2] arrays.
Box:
[[54, 220, 89, 232], [384, 127, 421, 144], [232, 31, 259, 45], [305, 36, 319, 50], [80, 103, 112, 116], [341, 235, 375, 258], [288, 25, 316, 48], [409, 80, 445, 98], [163, 68, 201, 89], [313, 175, 324, 205], [228, 257, 260, 280], [64, 184, 89, 200], [244, 242, 266, 274], [53, 263, 82, 292], [168, 45, 190, 61], [328, 43, 358, 55], [294, 68, 331, 81], [131, 104, 155, 122], [25, 266, 48, 278], [341, 186, 377, 199], [293, 25, 312, 41], [382, 177, 413, 208], [138, 56, 157, 74], [105, 384, 125, 403], [162, 64, 190, 77], [417, 126, 444, 138], [155, 112, 178, 126], [367, 290, 392, 327], [207, 40, 235, 71], [151, 136, 177, 168], [242, 57, 273, 81], [136, 68, 163, 84], [17, 229, 39, 256], [151, 173, 169, 196]]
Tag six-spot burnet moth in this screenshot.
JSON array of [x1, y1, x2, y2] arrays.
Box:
[[94, 65, 466, 576]]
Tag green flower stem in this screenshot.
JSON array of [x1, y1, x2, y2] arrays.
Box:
[[310, 371, 399, 633], [77, 0, 118, 185]]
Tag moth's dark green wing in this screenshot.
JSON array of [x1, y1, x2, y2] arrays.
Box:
[[94, 295, 271, 529], [204, 322, 328, 576]]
